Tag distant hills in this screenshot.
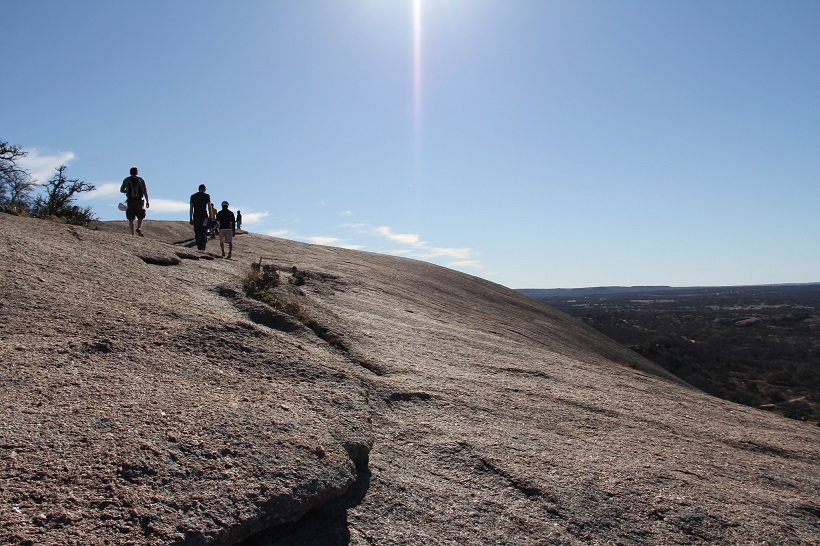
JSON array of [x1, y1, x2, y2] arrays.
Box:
[[518, 286, 673, 298], [518, 282, 820, 299]]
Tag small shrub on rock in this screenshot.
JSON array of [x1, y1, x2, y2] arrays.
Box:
[[290, 266, 309, 287], [244, 265, 317, 329]]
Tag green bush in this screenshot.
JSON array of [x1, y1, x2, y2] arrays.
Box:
[[244, 264, 317, 328]]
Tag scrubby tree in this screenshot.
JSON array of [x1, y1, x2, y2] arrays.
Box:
[[0, 140, 27, 179], [0, 140, 31, 210], [33, 165, 96, 225], [3, 169, 36, 211]]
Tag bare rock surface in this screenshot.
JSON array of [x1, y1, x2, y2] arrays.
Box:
[[1, 214, 818, 545]]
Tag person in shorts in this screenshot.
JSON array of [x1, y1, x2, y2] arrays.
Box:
[[215, 200, 236, 259], [120, 166, 150, 236]]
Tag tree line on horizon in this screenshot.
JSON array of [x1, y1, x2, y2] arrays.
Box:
[[0, 139, 96, 225]]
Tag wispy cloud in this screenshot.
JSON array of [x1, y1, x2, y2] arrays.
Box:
[[82, 182, 121, 200], [305, 236, 342, 245], [150, 199, 190, 214], [266, 229, 292, 238], [423, 247, 474, 260], [341, 222, 482, 270], [261, 217, 482, 271], [374, 226, 423, 247], [240, 211, 269, 225], [448, 260, 483, 269], [18, 148, 76, 183]]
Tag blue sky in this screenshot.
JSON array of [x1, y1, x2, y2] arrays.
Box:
[[3, 0, 819, 289]]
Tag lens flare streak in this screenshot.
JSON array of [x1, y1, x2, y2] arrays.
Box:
[[413, 0, 422, 139]]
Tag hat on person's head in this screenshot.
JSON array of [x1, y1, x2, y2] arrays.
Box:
[[221, 201, 229, 208]]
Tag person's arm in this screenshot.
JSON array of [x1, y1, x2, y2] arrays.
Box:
[[120, 179, 127, 194], [143, 181, 150, 208], [190, 199, 194, 224]]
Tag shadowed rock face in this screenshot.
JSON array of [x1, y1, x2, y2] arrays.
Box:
[[1, 215, 818, 545]]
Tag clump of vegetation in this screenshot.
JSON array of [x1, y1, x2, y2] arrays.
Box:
[[243, 262, 318, 326], [246, 262, 279, 291], [244, 263, 281, 306], [281, 297, 317, 328], [290, 266, 309, 286], [242, 263, 346, 348]]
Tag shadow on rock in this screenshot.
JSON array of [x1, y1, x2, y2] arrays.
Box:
[[239, 467, 372, 546]]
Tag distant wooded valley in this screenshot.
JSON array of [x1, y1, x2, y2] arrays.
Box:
[[522, 284, 820, 423]]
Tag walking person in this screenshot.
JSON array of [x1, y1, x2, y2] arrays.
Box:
[[236, 210, 242, 230], [208, 202, 218, 239], [216, 201, 236, 259], [189, 184, 211, 251], [120, 167, 150, 236]]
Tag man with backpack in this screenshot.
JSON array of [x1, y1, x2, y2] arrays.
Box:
[[120, 166, 150, 236]]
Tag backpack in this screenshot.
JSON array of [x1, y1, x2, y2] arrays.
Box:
[[126, 176, 144, 199]]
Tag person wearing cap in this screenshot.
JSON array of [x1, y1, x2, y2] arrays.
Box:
[[215, 200, 236, 259]]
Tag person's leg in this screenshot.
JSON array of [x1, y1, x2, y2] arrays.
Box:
[[194, 221, 206, 250], [223, 230, 233, 258], [127, 202, 139, 235], [218, 230, 226, 256]]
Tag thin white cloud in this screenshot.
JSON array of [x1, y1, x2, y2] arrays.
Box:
[[341, 210, 354, 217], [374, 226, 423, 247], [18, 148, 76, 183], [306, 236, 342, 245], [262, 221, 483, 271], [266, 229, 292, 238], [341, 222, 483, 270], [82, 182, 121, 200], [448, 260, 483, 269], [150, 198, 190, 214], [424, 247, 474, 260], [240, 211, 269, 225]]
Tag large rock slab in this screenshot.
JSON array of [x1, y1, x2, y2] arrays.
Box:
[[1, 215, 818, 545], [0, 216, 372, 545]]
